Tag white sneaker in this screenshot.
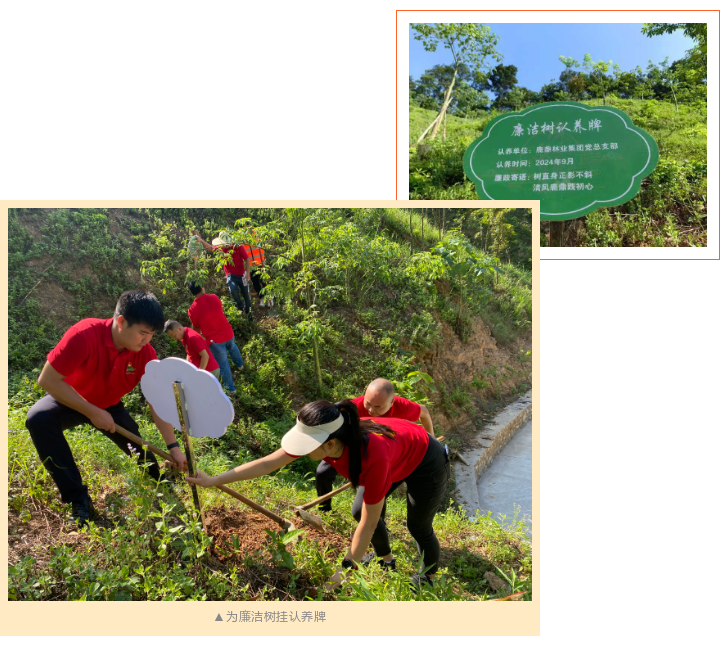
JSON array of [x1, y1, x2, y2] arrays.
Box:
[[267, 297, 274, 307], [259, 299, 265, 307]]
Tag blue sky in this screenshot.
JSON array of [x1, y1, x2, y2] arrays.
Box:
[[409, 23, 696, 93]]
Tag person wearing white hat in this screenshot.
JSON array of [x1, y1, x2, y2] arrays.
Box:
[[192, 230, 253, 321], [186, 398, 450, 592]]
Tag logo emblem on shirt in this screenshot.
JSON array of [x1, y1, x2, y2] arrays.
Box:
[[126, 364, 136, 373]]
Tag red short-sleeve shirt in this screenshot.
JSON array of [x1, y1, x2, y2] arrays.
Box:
[[188, 294, 234, 344], [47, 318, 157, 409], [322, 417, 429, 505], [212, 244, 249, 277], [181, 327, 219, 371], [352, 394, 422, 422]]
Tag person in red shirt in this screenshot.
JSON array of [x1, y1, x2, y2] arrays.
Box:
[[25, 291, 188, 529], [315, 378, 435, 511], [163, 320, 221, 380], [192, 229, 253, 321], [187, 398, 450, 593], [187, 281, 244, 395]]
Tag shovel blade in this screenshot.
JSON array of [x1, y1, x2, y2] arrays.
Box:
[[295, 507, 325, 532]]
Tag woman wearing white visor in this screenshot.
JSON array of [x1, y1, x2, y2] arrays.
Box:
[[186, 399, 450, 591]]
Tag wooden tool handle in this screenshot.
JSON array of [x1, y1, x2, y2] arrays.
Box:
[[114, 424, 174, 462], [300, 481, 353, 511], [114, 424, 290, 529], [216, 484, 287, 526]]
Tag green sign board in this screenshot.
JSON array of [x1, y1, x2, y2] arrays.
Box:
[[463, 102, 659, 221]]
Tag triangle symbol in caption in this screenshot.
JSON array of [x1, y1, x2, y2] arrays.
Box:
[[215, 614, 224, 622]]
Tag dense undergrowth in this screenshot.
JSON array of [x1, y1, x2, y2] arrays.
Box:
[[409, 98, 707, 247], [8, 207, 532, 601]]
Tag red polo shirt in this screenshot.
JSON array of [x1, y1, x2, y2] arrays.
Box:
[[212, 244, 249, 277], [352, 394, 421, 422], [181, 327, 219, 371], [47, 318, 157, 409], [322, 417, 429, 505], [187, 294, 234, 344]]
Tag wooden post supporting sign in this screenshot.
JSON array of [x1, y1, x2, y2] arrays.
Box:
[[172, 381, 206, 530], [548, 221, 564, 247]]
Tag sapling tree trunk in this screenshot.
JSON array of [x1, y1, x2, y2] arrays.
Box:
[[409, 209, 413, 254], [429, 67, 458, 141], [457, 279, 464, 334], [313, 336, 323, 390], [416, 112, 442, 145]]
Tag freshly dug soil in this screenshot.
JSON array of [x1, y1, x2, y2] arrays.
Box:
[[205, 504, 348, 562]]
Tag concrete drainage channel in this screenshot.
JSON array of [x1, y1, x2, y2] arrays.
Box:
[[453, 391, 532, 537]]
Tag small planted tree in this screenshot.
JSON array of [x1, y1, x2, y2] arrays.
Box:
[[433, 235, 499, 336], [411, 23, 501, 143]]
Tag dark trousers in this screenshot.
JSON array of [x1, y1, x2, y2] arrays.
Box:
[[25, 395, 161, 504], [315, 460, 340, 510], [250, 268, 266, 298], [351, 436, 450, 576]]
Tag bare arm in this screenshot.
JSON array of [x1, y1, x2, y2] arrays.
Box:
[[37, 361, 116, 432], [187, 448, 297, 488], [346, 498, 385, 562], [244, 257, 252, 277], [198, 349, 210, 371], [418, 404, 435, 437], [148, 403, 188, 471], [325, 496, 385, 589]]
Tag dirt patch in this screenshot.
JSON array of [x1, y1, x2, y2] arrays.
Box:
[[418, 315, 531, 445], [29, 281, 79, 328], [204, 505, 348, 600], [7, 482, 125, 567], [205, 505, 347, 562]]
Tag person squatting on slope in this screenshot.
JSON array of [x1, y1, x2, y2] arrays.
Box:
[[187, 281, 244, 395], [187, 399, 449, 591], [25, 291, 188, 528], [315, 377, 435, 512], [164, 320, 221, 381], [192, 229, 253, 321]]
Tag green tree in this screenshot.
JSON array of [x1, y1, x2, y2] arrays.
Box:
[[581, 54, 619, 105], [411, 23, 501, 143], [453, 82, 490, 117], [433, 235, 498, 335], [642, 23, 707, 101], [483, 63, 518, 105]]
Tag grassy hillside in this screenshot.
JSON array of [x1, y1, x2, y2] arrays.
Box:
[[8, 207, 532, 601], [410, 99, 707, 247]]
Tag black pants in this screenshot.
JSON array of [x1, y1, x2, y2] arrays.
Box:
[[25, 395, 161, 504], [350, 436, 450, 576], [315, 460, 340, 510], [250, 268, 266, 298]]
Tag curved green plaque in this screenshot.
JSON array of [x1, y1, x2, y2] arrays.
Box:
[[463, 102, 659, 221]]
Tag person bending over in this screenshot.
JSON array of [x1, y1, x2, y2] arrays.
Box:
[[187, 399, 449, 591], [187, 281, 244, 396], [164, 320, 221, 381], [315, 377, 435, 511]]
